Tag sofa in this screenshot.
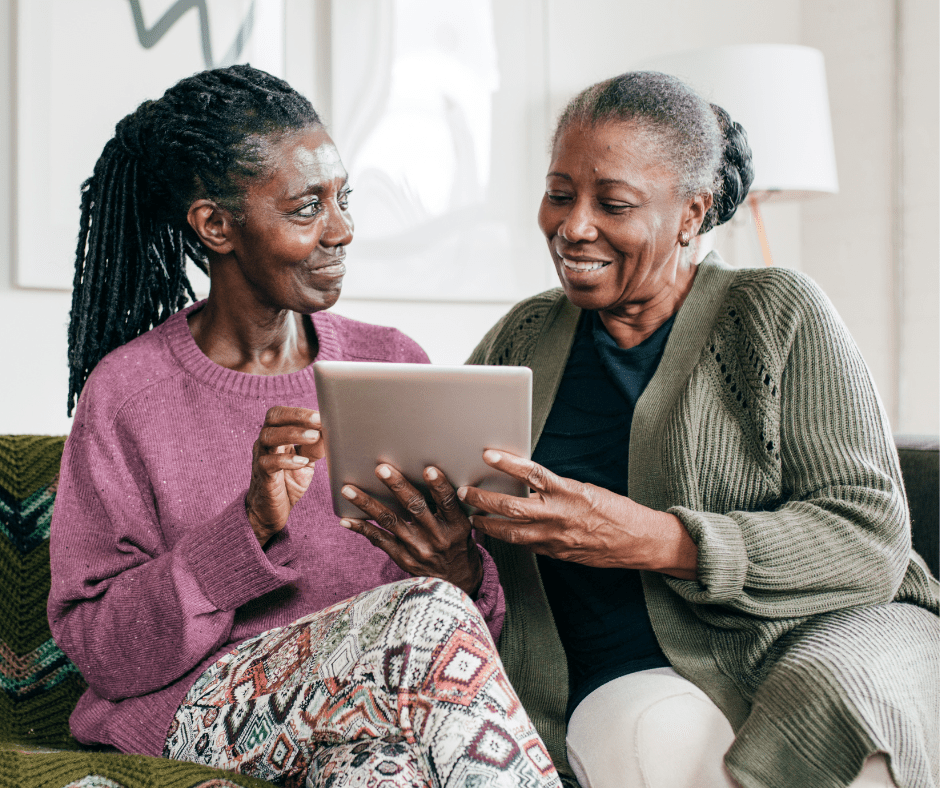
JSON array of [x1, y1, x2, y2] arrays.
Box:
[[1, 433, 937, 788]]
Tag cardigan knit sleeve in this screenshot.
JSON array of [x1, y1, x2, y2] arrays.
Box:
[[48, 409, 299, 702], [664, 274, 912, 618]]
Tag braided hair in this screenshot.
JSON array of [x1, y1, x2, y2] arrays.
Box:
[[67, 65, 321, 415], [553, 71, 754, 235]]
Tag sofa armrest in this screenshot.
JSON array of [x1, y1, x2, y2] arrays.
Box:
[[895, 434, 939, 578]]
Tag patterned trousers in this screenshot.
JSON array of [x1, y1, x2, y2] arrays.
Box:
[[164, 577, 560, 788]]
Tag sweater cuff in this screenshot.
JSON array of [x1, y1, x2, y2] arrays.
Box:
[[669, 507, 748, 602], [182, 497, 300, 611], [473, 544, 505, 643]]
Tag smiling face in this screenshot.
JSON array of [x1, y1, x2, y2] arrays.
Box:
[[225, 124, 354, 314], [538, 120, 707, 320]]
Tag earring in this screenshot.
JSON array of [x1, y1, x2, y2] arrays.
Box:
[[678, 231, 691, 247]]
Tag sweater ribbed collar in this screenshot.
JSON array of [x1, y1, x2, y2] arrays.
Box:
[[161, 300, 345, 399]]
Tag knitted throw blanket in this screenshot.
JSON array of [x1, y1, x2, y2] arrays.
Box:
[[0, 435, 272, 788]]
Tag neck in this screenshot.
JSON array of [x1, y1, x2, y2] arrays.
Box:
[[598, 259, 697, 349], [188, 290, 317, 375]]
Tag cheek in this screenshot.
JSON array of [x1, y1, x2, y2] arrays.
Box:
[[537, 197, 558, 239], [290, 225, 323, 253]]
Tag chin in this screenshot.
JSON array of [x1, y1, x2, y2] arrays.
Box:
[[299, 286, 342, 314], [558, 280, 612, 313]]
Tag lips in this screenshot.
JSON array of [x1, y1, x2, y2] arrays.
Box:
[[312, 257, 346, 275]]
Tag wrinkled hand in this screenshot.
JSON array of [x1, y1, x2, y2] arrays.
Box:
[[458, 450, 698, 579], [340, 465, 484, 597], [246, 407, 326, 547]]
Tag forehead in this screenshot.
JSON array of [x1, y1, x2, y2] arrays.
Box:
[[551, 120, 673, 181], [256, 125, 347, 193]]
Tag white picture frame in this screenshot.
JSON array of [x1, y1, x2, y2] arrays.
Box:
[[15, 0, 286, 290]]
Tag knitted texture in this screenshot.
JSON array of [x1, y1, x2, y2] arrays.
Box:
[[0, 435, 83, 749], [0, 436, 271, 787], [468, 253, 939, 788], [0, 747, 273, 788]]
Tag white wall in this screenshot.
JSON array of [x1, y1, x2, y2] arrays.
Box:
[[0, 0, 936, 436], [0, 3, 75, 435], [802, 0, 939, 433], [897, 0, 939, 433]]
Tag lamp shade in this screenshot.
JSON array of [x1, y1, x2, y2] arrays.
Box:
[[638, 44, 838, 198]]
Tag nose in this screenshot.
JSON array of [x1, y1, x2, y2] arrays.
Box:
[[558, 197, 598, 244], [321, 202, 354, 248]]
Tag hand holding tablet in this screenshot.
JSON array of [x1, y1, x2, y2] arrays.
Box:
[[313, 360, 532, 597]]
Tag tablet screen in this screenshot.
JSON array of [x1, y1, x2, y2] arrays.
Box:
[[313, 361, 532, 518]]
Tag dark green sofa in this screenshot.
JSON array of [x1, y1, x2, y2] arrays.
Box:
[[0, 434, 937, 788]]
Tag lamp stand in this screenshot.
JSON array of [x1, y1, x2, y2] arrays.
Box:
[[748, 194, 774, 267]]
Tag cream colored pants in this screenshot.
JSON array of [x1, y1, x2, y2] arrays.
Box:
[[566, 668, 897, 788]]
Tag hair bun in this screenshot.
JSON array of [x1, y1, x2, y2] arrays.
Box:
[[700, 104, 754, 234]]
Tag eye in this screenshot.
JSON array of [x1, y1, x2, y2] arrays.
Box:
[[599, 201, 632, 214], [295, 199, 322, 218], [338, 188, 353, 210], [545, 191, 572, 204]]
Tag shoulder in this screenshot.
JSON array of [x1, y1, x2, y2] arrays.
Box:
[[495, 288, 568, 328], [727, 266, 832, 312], [721, 266, 845, 346], [468, 288, 568, 366], [73, 315, 184, 428], [316, 311, 430, 364], [701, 266, 859, 401]]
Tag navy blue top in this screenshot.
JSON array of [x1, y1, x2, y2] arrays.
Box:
[[533, 310, 675, 719]]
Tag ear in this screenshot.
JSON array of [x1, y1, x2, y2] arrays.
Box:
[[681, 191, 714, 238], [187, 199, 238, 255]]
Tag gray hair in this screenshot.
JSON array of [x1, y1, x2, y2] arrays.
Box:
[[553, 71, 754, 233]]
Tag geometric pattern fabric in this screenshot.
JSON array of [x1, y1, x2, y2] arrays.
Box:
[[166, 577, 560, 787]]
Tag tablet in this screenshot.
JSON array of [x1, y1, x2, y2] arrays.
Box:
[[313, 360, 532, 519]]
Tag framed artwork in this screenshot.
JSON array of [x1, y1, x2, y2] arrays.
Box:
[[15, 0, 285, 289], [328, 0, 555, 302]]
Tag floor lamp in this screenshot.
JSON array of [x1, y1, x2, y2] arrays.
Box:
[[639, 44, 839, 266]]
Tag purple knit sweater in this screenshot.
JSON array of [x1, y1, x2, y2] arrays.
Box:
[[47, 302, 506, 757]]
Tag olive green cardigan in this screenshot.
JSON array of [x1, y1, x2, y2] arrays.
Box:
[[467, 254, 939, 788]]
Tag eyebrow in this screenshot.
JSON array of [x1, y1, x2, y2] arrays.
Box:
[[546, 172, 640, 190], [597, 178, 639, 188], [286, 175, 350, 202]]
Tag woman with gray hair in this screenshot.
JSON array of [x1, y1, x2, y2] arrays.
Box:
[[434, 72, 937, 787]]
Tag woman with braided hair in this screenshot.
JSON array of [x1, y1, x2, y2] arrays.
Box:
[[48, 65, 561, 788], [411, 72, 937, 787]]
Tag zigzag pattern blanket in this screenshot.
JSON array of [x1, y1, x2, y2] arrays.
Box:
[[0, 435, 271, 788]]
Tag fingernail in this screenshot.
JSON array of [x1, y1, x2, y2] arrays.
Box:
[[457, 487, 467, 500], [293, 455, 310, 465], [426, 467, 438, 480], [303, 429, 320, 440], [483, 450, 501, 463], [339, 519, 353, 529], [341, 486, 355, 499], [377, 465, 391, 479]]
